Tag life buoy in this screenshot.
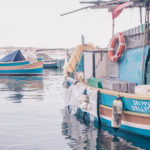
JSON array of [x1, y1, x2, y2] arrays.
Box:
[[108, 32, 125, 62]]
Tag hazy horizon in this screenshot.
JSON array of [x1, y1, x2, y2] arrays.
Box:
[[0, 0, 143, 49]]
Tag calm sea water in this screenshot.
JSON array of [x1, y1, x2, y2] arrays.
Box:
[[0, 69, 149, 150]]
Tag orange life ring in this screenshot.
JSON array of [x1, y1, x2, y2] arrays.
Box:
[[108, 32, 125, 62]]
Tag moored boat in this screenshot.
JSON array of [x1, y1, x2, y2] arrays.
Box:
[[43, 59, 65, 68], [62, 0, 150, 138], [0, 50, 43, 75], [36, 53, 65, 68]]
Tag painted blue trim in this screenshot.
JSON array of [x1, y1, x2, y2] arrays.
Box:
[[100, 117, 150, 138], [43, 63, 57, 68], [74, 106, 150, 138], [101, 93, 150, 114], [66, 81, 150, 115], [67, 82, 150, 114], [76, 52, 84, 72], [0, 76, 43, 81], [66, 79, 150, 114], [0, 68, 43, 74], [119, 46, 150, 85]]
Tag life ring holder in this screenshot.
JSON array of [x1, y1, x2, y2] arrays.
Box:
[[108, 32, 125, 62]]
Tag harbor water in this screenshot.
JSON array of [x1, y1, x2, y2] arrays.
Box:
[[0, 69, 149, 150]]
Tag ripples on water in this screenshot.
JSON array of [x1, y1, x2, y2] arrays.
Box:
[[62, 107, 150, 150], [0, 69, 149, 150]]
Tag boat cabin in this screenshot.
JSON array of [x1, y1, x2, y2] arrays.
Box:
[[74, 24, 150, 93]]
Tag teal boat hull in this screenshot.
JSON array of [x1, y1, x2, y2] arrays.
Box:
[[67, 103, 150, 138], [43, 59, 65, 68], [0, 58, 43, 76], [64, 81, 150, 138]]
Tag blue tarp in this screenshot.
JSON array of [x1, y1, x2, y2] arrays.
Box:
[[0, 50, 26, 62]]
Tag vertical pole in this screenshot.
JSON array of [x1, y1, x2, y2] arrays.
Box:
[[93, 53, 95, 78], [140, 7, 142, 28], [97, 90, 101, 126], [81, 34, 85, 45], [141, 6, 149, 84]]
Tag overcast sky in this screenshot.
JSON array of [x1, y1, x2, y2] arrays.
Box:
[[0, 0, 143, 48]]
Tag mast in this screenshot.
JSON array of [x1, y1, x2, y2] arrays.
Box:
[[140, 6, 143, 28]]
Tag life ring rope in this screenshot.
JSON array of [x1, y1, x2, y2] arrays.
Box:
[[108, 32, 125, 63]]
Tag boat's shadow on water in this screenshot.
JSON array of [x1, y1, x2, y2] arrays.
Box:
[[61, 107, 150, 150]]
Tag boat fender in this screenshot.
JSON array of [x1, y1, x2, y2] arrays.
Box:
[[79, 94, 92, 111], [75, 72, 84, 81], [87, 103, 92, 111], [62, 80, 69, 88], [79, 89, 89, 110], [81, 102, 88, 110], [111, 96, 123, 130], [79, 94, 88, 103], [78, 72, 84, 81], [65, 76, 78, 85]]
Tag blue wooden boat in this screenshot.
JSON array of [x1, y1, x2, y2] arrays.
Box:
[[0, 50, 43, 75], [43, 59, 65, 68], [63, 1, 150, 138], [36, 53, 65, 68]]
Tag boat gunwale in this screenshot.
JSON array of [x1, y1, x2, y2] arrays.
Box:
[[76, 81, 150, 100], [0, 58, 39, 64], [0, 60, 43, 69], [0, 73, 43, 76]]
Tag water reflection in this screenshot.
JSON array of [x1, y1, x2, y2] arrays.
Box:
[[9, 93, 23, 103], [62, 107, 150, 150], [0, 69, 69, 150], [43, 68, 63, 77], [0, 76, 44, 103]]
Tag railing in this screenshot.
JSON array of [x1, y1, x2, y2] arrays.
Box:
[[123, 25, 150, 49]]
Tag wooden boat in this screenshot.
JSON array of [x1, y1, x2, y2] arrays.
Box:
[[36, 53, 65, 68], [0, 50, 43, 75], [62, 0, 150, 138], [43, 59, 65, 68]]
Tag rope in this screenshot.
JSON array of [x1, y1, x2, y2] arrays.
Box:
[[89, 51, 103, 79]]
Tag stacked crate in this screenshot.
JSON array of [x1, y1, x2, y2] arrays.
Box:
[[99, 77, 136, 93], [87, 78, 102, 88]]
